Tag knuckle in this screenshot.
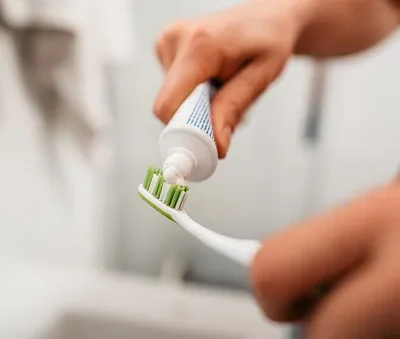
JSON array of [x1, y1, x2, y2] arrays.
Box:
[[153, 99, 170, 122], [163, 20, 185, 40], [188, 26, 213, 45], [155, 20, 185, 53], [186, 26, 217, 57], [182, 25, 224, 78]]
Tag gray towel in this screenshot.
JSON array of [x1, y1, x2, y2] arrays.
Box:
[[0, 6, 96, 160]]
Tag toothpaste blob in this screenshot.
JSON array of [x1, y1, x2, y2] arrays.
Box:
[[163, 165, 185, 186]]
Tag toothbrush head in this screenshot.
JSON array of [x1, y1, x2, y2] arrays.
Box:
[[138, 166, 189, 221]]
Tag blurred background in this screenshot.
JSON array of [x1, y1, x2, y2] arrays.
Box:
[[0, 0, 400, 338]]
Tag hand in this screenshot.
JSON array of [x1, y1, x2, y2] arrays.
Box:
[[251, 180, 400, 339], [153, 0, 316, 158]]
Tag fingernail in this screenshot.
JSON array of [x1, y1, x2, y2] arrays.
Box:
[[218, 125, 232, 158], [221, 125, 232, 144]]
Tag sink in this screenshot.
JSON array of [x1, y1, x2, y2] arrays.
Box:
[[44, 312, 241, 339], [0, 262, 288, 339]]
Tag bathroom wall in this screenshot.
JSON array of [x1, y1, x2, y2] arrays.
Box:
[[313, 31, 400, 211], [114, 0, 316, 288]]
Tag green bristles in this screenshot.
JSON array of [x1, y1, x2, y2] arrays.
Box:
[[165, 185, 177, 206], [155, 175, 164, 199], [141, 166, 189, 211], [170, 187, 182, 208], [143, 167, 153, 190]]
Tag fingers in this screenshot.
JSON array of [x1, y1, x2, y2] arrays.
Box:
[[250, 188, 387, 322], [154, 28, 224, 124], [306, 258, 400, 339], [210, 55, 285, 158], [153, 15, 289, 158]]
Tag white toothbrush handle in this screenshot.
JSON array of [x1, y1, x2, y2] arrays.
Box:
[[174, 213, 261, 267]]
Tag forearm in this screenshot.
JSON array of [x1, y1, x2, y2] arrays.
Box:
[[294, 0, 400, 57]]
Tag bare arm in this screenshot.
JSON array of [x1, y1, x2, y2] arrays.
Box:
[[295, 0, 400, 56]]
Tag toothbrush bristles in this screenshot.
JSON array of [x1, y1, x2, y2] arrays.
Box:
[[143, 167, 189, 211]]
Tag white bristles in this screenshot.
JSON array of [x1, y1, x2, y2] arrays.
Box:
[[159, 183, 167, 201], [175, 191, 185, 210], [180, 191, 189, 210], [149, 174, 159, 195], [162, 183, 171, 203]]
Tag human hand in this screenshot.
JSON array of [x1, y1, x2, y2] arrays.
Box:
[[153, 0, 316, 158], [251, 181, 400, 338]]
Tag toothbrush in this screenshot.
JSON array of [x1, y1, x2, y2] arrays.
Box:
[[138, 167, 261, 267]]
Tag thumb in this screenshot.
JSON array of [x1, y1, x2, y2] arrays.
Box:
[[210, 56, 284, 158]]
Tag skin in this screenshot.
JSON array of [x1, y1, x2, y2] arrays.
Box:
[[153, 0, 400, 338]]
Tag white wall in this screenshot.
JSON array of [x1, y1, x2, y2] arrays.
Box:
[[314, 31, 400, 211], [115, 0, 315, 287]]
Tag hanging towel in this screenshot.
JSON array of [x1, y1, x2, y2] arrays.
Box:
[[0, 0, 134, 164], [0, 0, 134, 268]]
